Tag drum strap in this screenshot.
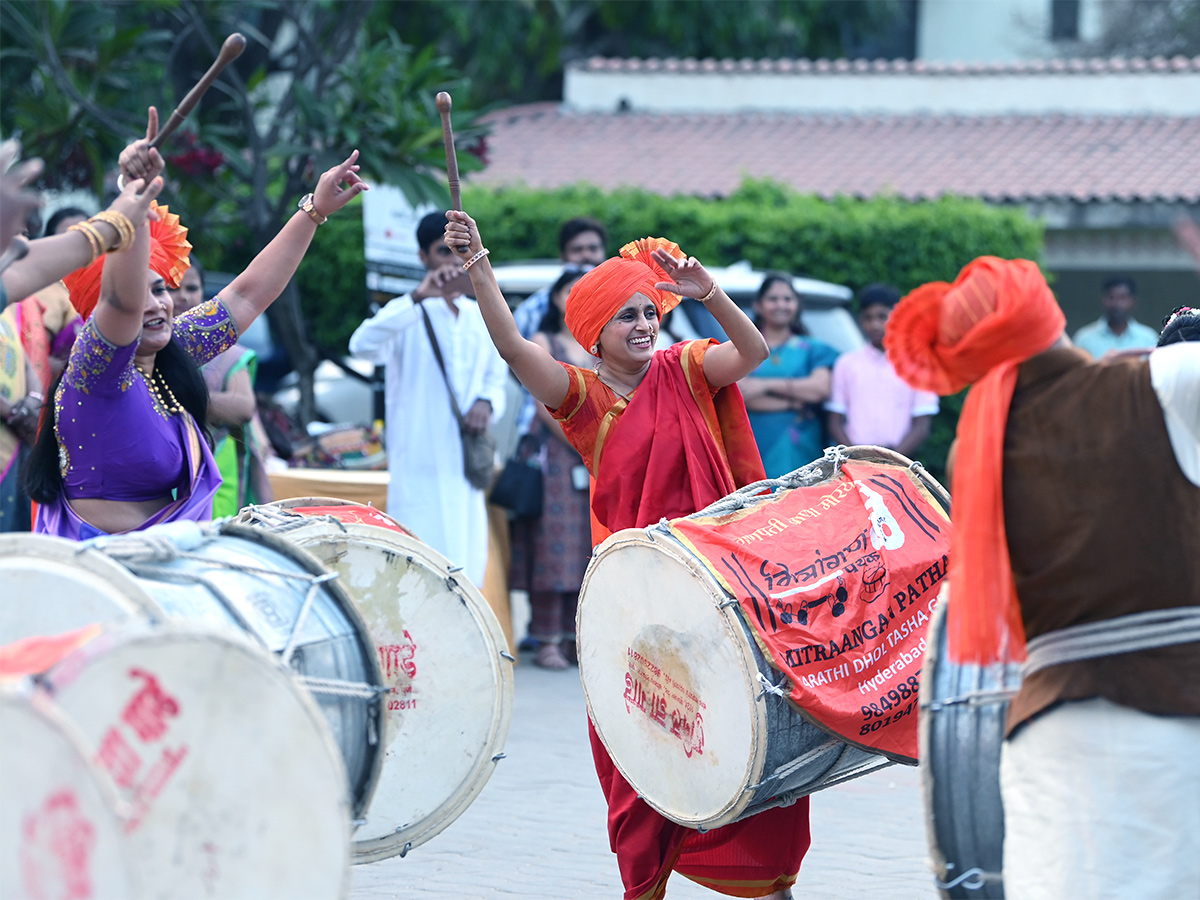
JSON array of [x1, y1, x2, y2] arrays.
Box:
[[1022, 606, 1200, 678]]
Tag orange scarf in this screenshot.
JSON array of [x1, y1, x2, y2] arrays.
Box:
[[565, 237, 684, 352], [885, 257, 1065, 664]]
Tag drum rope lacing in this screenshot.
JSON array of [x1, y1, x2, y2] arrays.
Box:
[[1022, 607, 1200, 678], [88, 531, 385, 697]]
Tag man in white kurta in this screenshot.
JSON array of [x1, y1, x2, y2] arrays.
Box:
[[349, 213, 507, 586]]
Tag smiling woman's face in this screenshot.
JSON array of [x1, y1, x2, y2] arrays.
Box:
[[598, 292, 658, 368], [136, 269, 174, 357]]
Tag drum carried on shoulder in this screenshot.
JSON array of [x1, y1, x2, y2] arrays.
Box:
[[579, 446, 952, 830]]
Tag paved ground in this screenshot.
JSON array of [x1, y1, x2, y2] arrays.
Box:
[[350, 654, 937, 900]]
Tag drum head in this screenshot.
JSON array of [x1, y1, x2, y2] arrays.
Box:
[[237, 502, 514, 862], [0, 534, 163, 645], [40, 624, 352, 898], [0, 687, 138, 899], [578, 530, 767, 828]]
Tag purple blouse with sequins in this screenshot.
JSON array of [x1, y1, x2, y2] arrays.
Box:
[[37, 298, 239, 537]]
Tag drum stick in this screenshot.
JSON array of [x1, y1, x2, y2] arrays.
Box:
[[150, 33, 246, 150], [435, 91, 471, 252]]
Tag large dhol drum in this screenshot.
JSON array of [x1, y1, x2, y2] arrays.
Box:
[[236, 498, 515, 862], [0, 624, 351, 898], [579, 447, 951, 830], [919, 595, 1021, 898], [0, 684, 138, 899], [0, 523, 385, 818]]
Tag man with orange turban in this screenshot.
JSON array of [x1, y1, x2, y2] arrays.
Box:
[[447, 210, 814, 900], [886, 256, 1200, 898]]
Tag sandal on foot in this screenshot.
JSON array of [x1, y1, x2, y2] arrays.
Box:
[[534, 643, 570, 670]]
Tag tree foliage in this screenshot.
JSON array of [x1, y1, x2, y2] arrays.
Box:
[[382, 0, 914, 108], [1, 0, 482, 421]]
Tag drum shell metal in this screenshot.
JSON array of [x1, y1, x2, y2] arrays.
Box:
[[919, 596, 1021, 898], [0, 523, 386, 820]]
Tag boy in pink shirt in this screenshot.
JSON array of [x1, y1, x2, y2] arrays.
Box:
[[826, 284, 939, 456]]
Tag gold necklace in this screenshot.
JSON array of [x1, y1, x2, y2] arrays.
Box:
[[137, 366, 185, 417], [592, 361, 637, 401]]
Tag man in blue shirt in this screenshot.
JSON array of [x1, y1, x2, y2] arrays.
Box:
[[1072, 275, 1159, 358]]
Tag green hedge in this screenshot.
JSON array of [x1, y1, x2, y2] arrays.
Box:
[[302, 180, 1044, 480], [461, 178, 1042, 481]]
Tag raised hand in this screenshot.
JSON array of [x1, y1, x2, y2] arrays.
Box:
[[651, 247, 715, 300], [444, 210, 484, 261], [108, 175, 167, 231], [312, 150, 368, 218], [118, 107, 166, 185]]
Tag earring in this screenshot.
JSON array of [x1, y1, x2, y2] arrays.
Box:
[[590, 344, 599, 355]]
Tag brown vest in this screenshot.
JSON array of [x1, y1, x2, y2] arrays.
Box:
[[1002, 347, 1200, 734]]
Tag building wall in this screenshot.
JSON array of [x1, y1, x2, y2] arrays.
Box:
[[916, 0, 1107, 63]]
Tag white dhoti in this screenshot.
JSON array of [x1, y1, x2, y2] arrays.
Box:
[[1000, 697, 1200, 900]]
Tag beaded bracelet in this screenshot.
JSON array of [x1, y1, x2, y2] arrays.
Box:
[[462, 248, 490, 271], [91, 210, 136, 253]]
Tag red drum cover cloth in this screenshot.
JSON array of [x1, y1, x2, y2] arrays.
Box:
[[669, 460, 949, 761], [291, 505, 411, 535]]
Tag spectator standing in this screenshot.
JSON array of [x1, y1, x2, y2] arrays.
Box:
[[513, 217, 608, 340], [826, 283, 939, 456], [509, 268, 591, 670], [1072, 275, 1159, 358], [739, 273, 840, 477], [348, 212, 507, 586]]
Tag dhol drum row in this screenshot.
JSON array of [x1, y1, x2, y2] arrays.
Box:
[[579, 446, 952, 830], [919, 595, 1021, 898], [0, 499, 513, 893]]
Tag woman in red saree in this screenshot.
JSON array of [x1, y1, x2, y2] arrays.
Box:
[[447, 212, 811, 900]]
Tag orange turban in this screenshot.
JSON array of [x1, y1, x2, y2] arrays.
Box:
[[564, 237, 685, 352], [62, 203, 192, 320], [884, 257, 1065, 665]]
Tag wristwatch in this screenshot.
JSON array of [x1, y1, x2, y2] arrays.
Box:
[[298, 193, 327, 225]]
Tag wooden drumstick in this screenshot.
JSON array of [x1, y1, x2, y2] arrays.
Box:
[[436, 91, 472, 253], [150, 33, 246, 150]]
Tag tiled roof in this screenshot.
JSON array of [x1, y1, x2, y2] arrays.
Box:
[[473, 106, 1200, 203], [572, 55, 1200, 76]]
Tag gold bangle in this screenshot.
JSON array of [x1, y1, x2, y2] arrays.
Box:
[[67, 222, 103, 264], [696, 280, 719, 303], [90, 210, 135, 252]]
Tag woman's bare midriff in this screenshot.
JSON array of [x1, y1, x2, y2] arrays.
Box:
[[70, 495, 174, 535]]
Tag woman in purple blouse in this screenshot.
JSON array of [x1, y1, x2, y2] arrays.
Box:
[[25, 111, 367, 538]]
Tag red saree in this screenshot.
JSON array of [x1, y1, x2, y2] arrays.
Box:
[[553, 340, 811, 900]]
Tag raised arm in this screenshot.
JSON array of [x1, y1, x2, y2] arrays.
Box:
[[217, 152, 367, 335], [90, 176, 168, 348], [445, 210, 569, 410], [651, 249, 769, 388]]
